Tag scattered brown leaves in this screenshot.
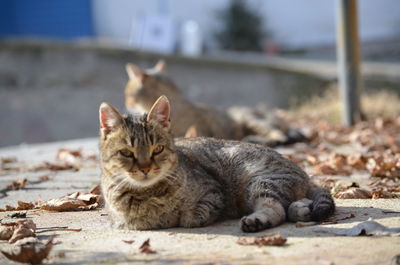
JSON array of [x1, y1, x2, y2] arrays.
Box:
[[335, 187, 372, 199], [0, 201, 37, 212], [237, 234, 287, 247], [284, 116, 400, 199], [1, 235, 55, 264], [139, 239, 157, 254]]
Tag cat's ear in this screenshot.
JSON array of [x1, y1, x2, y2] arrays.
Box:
[[99, 102, 123, 137], [147, 95, 170, 129], [126, 63, 145, 81], [153, 60, 166, 73], [184, 125, 197, 138]]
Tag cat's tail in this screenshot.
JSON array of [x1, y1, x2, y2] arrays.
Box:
[[307, 185, 335, 221]]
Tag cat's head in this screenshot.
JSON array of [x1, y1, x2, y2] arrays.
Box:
[[124, 60, 180, 114], [99, 95, 177, 187]]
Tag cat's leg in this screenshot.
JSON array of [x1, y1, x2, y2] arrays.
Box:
[[287, 198, 313, 222], [240, 197, 286, 232], [179, 190, 224, 228]]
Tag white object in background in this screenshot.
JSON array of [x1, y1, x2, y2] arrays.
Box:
[[180, 20, 202, 57], [131, 14, 177, 54]]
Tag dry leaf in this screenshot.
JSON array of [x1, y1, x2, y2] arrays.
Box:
[[56, 148, 82, 165], [9, 226, 36, 243], [1, 235, 55, 264], [89, 184, 101, 195], [335, 188, 372, 199], [1, 157, 17, 164], [0, 225, 15, 240], [17, 201, 35, 210], [6, 205, 16, 211], [39, 175, 50, 182], [237, 234, 287, 246], [139, 239, 156, 254], [0, 220, 36, 242], [371, 189, 397, 199], [40, 197, 87, 211], [7, 178, 27, 190], [122, 239, 135, 244]]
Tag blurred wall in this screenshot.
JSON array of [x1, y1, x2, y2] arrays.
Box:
[[92, 0, 400, 49], [0, 41, 328, 147]]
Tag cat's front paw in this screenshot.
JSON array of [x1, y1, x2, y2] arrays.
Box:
[[240, 213, 272, 232]]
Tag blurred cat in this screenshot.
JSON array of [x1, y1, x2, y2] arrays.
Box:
[[124, 61, 305, 146], [125, 61, 242, 140], [99, 96, 334, 231]]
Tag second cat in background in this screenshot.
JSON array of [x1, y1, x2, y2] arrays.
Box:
[[124, 60, 306, 147]]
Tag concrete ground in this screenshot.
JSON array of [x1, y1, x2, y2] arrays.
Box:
[[0, 139, 399, 265]]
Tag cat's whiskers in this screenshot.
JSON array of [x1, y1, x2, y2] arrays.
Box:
[[112, 175, 134, 192]]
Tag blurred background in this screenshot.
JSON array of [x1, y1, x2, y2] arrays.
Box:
[[0, 0, 399, 147]]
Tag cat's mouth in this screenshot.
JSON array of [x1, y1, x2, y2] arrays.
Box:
[[127, 171, 161, 186]]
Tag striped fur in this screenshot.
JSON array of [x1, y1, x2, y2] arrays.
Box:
[[99, 97, 334, 231]]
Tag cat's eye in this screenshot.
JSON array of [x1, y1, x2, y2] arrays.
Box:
[[153, 145, 164, 155], [118, 149, 134, 158]]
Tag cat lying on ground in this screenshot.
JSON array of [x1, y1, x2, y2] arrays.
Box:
[[99, 95, 334, 231], [124, 61, 306, 147]]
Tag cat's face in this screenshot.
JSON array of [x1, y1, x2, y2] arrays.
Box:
[[99, 96, 177, 187], [124, 61, 179, 114]]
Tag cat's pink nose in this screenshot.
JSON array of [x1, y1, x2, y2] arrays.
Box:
[[139, 167, 151, 175]]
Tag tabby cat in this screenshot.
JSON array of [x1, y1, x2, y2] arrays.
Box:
[[125, 61, 242, 139], [99, 96, 334, 231], [124, 61, 305, 146]]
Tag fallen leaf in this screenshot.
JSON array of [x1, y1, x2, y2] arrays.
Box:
[[6, 205, 16, 211], [7, 178, 27, 190], [39, 175, 50, 182], [1, 157, 17, 164], [237, 234, 287, 246], [56, 148, 83, 166], [0, 201, 36, 212], [139, 238, 157, 254], [335, 188, 372, 199], [0, 220, 36, 242], [40, 197, 87, 211], [332, 220, 400, 236], [0, 225, 15, 240], [9, 226, 36, 243], [89, 184, 101, 195], [1, 235, 55, 264], [17, 201, 35, 210], [371, 189, 398, 199], [122, 239, 135, 244]]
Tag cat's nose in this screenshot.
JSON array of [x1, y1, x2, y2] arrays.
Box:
[[139, 167, 151, 175]]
